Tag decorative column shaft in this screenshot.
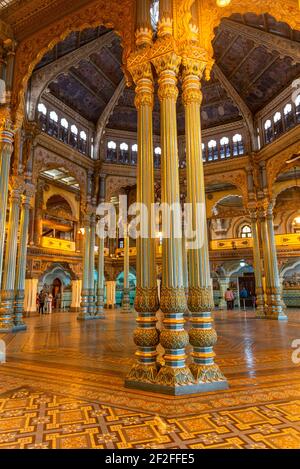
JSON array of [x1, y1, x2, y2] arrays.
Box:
[[151, 46, 195, 393], [88, 212, 96, 316], [125, 59, 160, 387], [182, 56, 227, 391], [249, 210, 265, 318], [14, 186, 34, 330], [0, 126, 14, 290], [122, 226, 131, 313], [96, 174, 106, 318], [265, 205, 287, 320], [78, 214, 91, 320], [0, 179, 23, 332]]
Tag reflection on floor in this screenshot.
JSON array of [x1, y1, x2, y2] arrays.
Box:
[[0, 309, 300, 449]]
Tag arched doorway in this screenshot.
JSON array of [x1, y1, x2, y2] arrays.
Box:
[[52, 278, 62, 310]]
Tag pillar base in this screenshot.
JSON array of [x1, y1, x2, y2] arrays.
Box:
[[125, 378, 229, 395], [121, 290, 132, 313], [12, 324, 27, 332]]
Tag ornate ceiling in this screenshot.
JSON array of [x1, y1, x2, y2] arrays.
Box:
[[33, 12, 300, 135]]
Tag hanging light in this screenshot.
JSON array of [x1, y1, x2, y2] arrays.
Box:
[[216, 0, 232, 7], [240, 259, 246, 268]]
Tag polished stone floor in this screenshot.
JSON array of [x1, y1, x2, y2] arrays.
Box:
[[0, 309, 300, 449]]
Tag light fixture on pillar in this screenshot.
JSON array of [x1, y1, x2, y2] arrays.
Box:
[[216, 0, 232, 7], [78, 227, 85, 236]]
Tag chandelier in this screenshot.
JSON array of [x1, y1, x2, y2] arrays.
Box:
[[216, 0, 231, 5]]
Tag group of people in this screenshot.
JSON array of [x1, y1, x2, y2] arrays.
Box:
[[224, 286, 250, 311], [36, 291, 53, 315]]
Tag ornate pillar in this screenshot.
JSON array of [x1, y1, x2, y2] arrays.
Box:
[[151, 43, 195, 393], [33, 180, 44, 246], [0, 114, 14, 289], [0, 177, 24, 332], [24, 278, 38, 314], [96, 174, 106, 318], [71, 279, 82, 311], [88, 211, 96, 316], [266, 204, 287, 320], [122, 226, 131, 313], [249, 209, 265, 317], [77, 213, 91, 320], [106, 280, 116, 309], [14, 184, 34, 330], [182, 52, 227, 391], [125, 0, 160, 388], [259, 203, 287, 320]]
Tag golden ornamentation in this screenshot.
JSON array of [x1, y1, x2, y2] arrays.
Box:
[[0, 107, 14, 134], [160, 286, 187, 314], [189, 363, 226, 383], [160, 329, 189, 349], [133, 328, 160, 347], [155, 365, 195, 386], [189, 328, 217, 348], [134, 287, 159, 312], [188, 287, 214, 312], [126, 363, 158, 383]]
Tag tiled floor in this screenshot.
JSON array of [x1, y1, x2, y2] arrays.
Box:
[[0, 309, 300, 448]]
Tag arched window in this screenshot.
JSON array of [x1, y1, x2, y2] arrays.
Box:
[[71, 125, 78, 135], [108, 140, 117, 150], [240, 224, 252, 238], [131, 144, 138, 165], [80, 130, 87, 141], [154, 146, 161, 168], [107, 140, 117, 161], [49, 111, 58, 122], [70, 125, 78, 148], [60, 118, 69, 144], [264, 119, 273, 144], [295, 95, 300, 124], [220, 136, 230, 159], [78, 131, 87, 154], [37, 103, 47, 131], [292, 216, 300, 234], [150, 0, 159, 30], [119, 142, 129, 164], [273, 111, 283, 138], [208, 140, 218, 161], [38, 103, 47, 115], [232, 134, 244, 156], [202, 143, 206, 162], [284, 103, 294, 130], [48, 111, 58, 138]]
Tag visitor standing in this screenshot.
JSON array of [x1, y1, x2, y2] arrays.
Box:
[[224, 288, 234, 311]]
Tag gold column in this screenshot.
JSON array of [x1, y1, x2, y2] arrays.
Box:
[[77, 212, 91, 320], [0, 177, 24, 332], [182, 54, 227, 390], [125, 58, 160, 386], [259, 203, 287, 320], [88, 211, 96, 316], [151, 41, 195, 393], [121, 225, 131, 313], [96, 174, 106, 318], [249, 209, 265, 318], [0, 113, 14, 291], [14, 184, 34, 330]]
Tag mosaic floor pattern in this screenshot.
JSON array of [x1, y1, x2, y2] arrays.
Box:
[[0, 309, 300, 449]]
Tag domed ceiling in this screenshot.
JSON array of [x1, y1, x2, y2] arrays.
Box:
[[34, 12, 300, 136]]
